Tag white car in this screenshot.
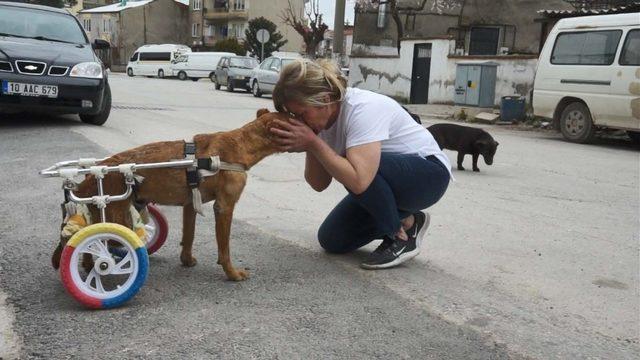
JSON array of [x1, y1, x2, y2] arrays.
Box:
[[532, 13, 640, 143], [171, 51, 234, 81], [249, 56, 300, 97]]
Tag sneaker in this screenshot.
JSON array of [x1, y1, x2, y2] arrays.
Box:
[[360, 211, 430, 270]]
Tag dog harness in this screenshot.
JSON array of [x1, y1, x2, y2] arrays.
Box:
[[184, 142, 246, 215]]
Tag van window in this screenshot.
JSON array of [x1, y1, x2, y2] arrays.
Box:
[[551, 30, 622, 65], [139, 52, 171, 61], [130, 52, 138, 62], [619, 29, 639, 66]]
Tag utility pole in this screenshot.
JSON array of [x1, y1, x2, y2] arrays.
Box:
[[333, 0, 346, 61]]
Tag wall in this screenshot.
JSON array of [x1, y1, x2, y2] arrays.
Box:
[[349, 39, 537, 105], [249, 0, 305, 54]]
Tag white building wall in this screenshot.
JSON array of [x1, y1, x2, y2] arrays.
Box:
[[349, 39, 537, 105]]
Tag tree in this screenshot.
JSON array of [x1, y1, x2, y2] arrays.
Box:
[[280, 0, 328, 59], [31, 0, 65, 7], [244, 17, 288, 61], [212, 38, 246, 56], [355, 0, 463, 54]]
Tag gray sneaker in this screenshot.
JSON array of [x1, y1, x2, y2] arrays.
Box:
[[360, 211, 430, 270]]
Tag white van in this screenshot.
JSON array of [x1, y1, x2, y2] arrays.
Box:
[[126, 44, 191, 79], [533, 13, 640, 143], [170, 52, 235, 81]]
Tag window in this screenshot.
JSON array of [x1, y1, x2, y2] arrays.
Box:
[[139, 52, 171, 61], [551, 30, 622, 65], [620, 29, 639, 66], [192, 23, 200, 37], [103, 19, 110, 33], [130, 52, 138, 62], [193, 0, 201, 10], [233, 0, 245, 10], [206, 24, 214, 37], [377, 3, 386, 29], [469, 27, 500, 55], [83, 19, 91, 32], [230, 23, 245, 38], [260, 58, 273, 69]]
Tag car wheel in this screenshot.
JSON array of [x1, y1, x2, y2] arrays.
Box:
[[627, 131, 640, 144], [177, 71, 187, 81], [209, 73, 216, 82], [559, 102, 595, 143], [80, 84, 111, 126], [127, 68, 133, 77], [158, 69, 165, 79], [226, 81, 234, 92], [252, 81, 262, 98]]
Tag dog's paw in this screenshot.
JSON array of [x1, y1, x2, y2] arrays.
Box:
[[228, 268, 250, 281], [180, 253, 198, 267]]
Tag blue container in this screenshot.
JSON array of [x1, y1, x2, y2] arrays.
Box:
[[500, 96, 525, 122]]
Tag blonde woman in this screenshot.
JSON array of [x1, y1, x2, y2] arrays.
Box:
[[270, 59, 451, 269]]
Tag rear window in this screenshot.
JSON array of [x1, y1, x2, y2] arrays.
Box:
[[0, 5, 87, 44], [139, 52, 171, 61], [619, 29, 639, 66], [230, 57, 259, 68], [551, 30, 622, 65]]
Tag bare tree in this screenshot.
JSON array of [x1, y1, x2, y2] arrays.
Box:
[[356, 0, 463, 54], [280, 0, 328, 59]]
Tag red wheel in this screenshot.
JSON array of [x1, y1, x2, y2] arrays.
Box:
[[143, 204, 168, 255]]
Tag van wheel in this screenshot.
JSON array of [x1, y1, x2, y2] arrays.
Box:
[[80, 84, 111, 126], [209, 73, 216, 82], [252, 81, 262, 98], [559, 102, 595, 143], [627, 131, 640, 144], [158, 69, 165, 79], [177, 71, 187, 81], [127, 68, 133, 77]]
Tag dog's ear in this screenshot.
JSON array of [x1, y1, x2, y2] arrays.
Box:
[[256, 108, 269, 118]]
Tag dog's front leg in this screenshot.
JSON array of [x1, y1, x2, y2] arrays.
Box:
[[472, 153, 480, 172], [213, 200, 248, 281], [180, 204, 198, 267], [457, 152, 466, 170]]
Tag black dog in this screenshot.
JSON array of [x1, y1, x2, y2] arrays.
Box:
[[427, 123, 499, 172]]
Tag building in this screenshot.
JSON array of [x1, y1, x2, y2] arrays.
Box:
[[79, 0, 190, 70], [349, 0, 578, 105], [188, 0, 306, 53]]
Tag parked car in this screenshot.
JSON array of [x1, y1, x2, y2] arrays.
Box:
[[0, 1, 112, 125], [249, 55, 300, 97], [171, 51, 234, 81], [532, 13, 640, 143], [214, 56, 259, 92], [127, 44, 191, 79]]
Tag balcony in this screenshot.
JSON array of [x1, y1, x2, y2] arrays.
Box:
[[203, 0, 248, 21]]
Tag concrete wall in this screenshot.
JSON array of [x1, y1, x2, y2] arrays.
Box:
[[349, 39, 537, 106]]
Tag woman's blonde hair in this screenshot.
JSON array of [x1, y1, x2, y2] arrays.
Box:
[[272, 58, 347, 113]]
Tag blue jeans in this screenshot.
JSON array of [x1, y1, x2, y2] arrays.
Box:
[[318, 153, 450, 253]]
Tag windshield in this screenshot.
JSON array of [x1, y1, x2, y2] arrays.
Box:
[[0, 6, 88, 44], [230, 57, 259, 69]]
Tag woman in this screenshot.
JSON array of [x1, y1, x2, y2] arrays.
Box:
[[269, 59, 451, 269]]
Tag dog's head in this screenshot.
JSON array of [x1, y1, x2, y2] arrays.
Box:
[[252, 108, 293, 149], [475, 135, 499, 165]]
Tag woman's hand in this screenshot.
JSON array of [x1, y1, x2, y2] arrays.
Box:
[[270, 118, 318, 153]]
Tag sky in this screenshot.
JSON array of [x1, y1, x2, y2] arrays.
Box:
[[315, 0, 356, 29]]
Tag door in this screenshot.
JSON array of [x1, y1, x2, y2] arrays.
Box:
[[454, 66, 468, 105], [610, 28, 640, 130], [410, 43, 431, 104], [217, 58, 229, 85], [265, 58, 281, 91], [465, 66, 482, 106]]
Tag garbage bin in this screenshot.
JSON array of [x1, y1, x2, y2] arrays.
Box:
[[500, 96, 525, 122]]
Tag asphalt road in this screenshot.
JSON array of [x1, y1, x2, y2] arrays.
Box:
[[0, 73, 638, 359]]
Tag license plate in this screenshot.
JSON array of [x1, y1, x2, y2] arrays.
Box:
[[1, 81, 58, 98]]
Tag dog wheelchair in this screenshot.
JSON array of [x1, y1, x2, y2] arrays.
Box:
[[40, 157, 196, 309]]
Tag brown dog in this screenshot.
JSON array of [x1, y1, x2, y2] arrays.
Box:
[[51, 108, 285, 281]]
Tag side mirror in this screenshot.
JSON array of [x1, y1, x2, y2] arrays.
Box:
[[92, 39, 110, 50]]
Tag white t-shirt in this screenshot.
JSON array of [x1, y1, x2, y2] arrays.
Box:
[[319, 87, 452, 177]]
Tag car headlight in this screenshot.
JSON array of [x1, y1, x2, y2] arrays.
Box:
[[69, 62, 103, 79]]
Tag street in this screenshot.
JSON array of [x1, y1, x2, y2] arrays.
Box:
[[0, 73, 638, 359]]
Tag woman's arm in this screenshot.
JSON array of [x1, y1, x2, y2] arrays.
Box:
[[308, 137, 381, 195], [305, 151, 332, 192]]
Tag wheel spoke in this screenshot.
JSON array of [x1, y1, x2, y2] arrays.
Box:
[[112, 252, 134, 275], [86, 269, 106, 294]]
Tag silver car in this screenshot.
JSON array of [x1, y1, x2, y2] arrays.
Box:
[[249, 56, 299, 97], [214, 56, 259, 92]]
